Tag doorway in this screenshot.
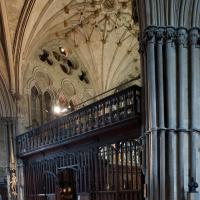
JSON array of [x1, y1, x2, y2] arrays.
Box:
[[57, 169, 76, 200]]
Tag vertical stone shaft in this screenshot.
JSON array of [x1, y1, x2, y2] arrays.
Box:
[[140, 41, 148, 198], [165, 27, 177, 200], [140, 26, 200, 199], [177, 28, 188, 200], [189, 28, 199, 180], [145, 27, 159, 200], [155, 28, 165, 200], [137, 0, 200, 199], [143, 43, 150, 200]]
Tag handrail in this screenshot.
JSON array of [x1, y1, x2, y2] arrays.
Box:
[[75, 76, 140, 109], [16, 85, 141, 157]]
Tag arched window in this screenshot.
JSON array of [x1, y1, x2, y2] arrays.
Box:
[[44, 91, 52, 121], [31, 86, 41, 127]]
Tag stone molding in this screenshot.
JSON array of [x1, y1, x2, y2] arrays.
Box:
[[140, 26, 200, 53]]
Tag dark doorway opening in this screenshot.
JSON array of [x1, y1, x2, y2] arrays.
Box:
[[57, 169, 76, 200]]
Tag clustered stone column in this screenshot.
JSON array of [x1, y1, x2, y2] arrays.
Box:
[[140, 27, 200, 200]]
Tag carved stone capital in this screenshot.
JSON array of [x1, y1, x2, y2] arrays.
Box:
[[177, 27, 188, 46], [189, 28, 199, 45], [140, 26, 200, 54], [155, 28, 165, 42], [165, 27, 176, 42], [144, 26, 156, 42]]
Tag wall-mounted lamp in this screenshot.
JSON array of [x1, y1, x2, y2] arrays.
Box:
[[53, 106, 69, 114], [59, 47, 67, 57], [53, 106, 61, 114]]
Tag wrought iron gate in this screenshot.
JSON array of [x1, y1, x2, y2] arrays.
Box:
[[24, 139, 143, 200]]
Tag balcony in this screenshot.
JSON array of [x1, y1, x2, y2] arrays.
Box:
[[16, 85, 141, 157]]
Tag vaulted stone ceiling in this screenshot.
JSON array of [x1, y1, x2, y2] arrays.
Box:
[[5, 0, 140, 102]]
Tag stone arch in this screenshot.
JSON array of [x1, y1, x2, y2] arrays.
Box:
[[43, 87, 56, 101], [26, 78, 42, 95], [61, 79, 76, 98], [30, 85, 42, 127], [34, 70, 52, 92], [26, 67, 53, 93]]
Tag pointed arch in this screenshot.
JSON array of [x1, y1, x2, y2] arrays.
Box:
[[44, 90, 53, 122], [30, 86, 42, 127]]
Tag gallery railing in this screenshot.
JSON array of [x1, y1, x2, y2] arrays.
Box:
[[16, 85, 141, 157]]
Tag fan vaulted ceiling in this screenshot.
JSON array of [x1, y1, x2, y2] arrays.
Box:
[[5, 0, 140, 102]]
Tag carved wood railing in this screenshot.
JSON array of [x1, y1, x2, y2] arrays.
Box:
[[16, 85, 141, 157]]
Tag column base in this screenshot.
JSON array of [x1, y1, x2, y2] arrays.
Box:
[[187, 192, 199, 200]]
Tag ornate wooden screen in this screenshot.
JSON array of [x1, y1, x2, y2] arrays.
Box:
[[23, 139, 143, 200], [16, 85, 141, 157]]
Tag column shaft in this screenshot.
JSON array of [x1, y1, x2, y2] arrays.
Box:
[[146, 28, 159, 200], [177, 28, 188, 200], [155, 28, 165, 200], [141, 26, 200, 199]]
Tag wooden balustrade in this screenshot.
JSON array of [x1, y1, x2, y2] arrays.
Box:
[[16, 85, 141, 157]]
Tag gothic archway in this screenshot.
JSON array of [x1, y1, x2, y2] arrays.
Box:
[[31, 86, 42, 127]]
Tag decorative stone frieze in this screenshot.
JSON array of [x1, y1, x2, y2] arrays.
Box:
[[140, 26, 200, 53]]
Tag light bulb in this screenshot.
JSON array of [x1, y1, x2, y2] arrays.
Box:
[[53, 106, 61, 114]]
